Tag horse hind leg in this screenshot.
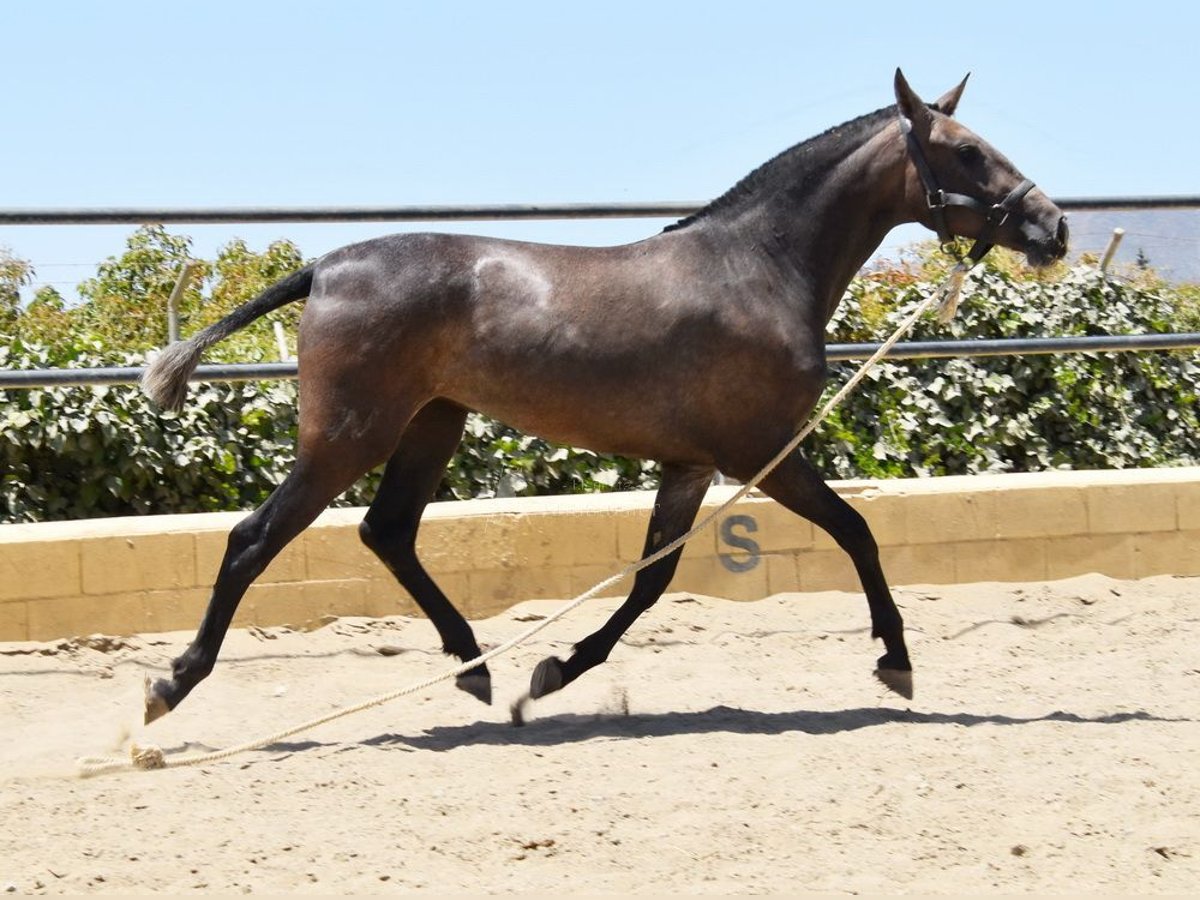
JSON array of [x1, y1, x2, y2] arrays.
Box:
[[519, 463, 714, 714], [754, 449, 913, 699], [145, 392, 416, 723], [357, 400, 492, 704]]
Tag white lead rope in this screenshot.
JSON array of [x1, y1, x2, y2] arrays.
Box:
[[77, 262, 970, 777]]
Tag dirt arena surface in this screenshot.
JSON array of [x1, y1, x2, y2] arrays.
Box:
[[2, 573, 1198, 894]]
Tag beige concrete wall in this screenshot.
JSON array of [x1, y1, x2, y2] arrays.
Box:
[[2, 467, 1198, 642]]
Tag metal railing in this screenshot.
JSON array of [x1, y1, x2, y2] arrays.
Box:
[[1, 195, 1198, 226], [3, 333, 1199, 390]]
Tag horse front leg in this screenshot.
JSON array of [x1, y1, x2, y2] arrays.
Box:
[[523, 463, 714, 706], [754, 449, 913, 699]]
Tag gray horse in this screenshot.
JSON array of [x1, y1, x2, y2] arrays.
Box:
[[141, 70, 1068, 723]]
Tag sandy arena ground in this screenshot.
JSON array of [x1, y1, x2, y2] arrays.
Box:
[[2, 573, 1198, 894]]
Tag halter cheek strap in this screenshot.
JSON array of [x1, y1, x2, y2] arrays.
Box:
[[898, 114, 1035, 264]]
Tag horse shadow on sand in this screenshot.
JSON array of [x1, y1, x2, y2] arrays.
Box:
[[248, 704, 1190, 760]]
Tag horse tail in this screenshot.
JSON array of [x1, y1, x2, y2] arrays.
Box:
[[141, 263, 315, 411]]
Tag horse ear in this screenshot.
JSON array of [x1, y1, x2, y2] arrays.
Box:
[[933, 73, 970, 116], [894, 68, 932, 131]]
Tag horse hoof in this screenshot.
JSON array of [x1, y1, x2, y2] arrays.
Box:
[[874, 667, 914, 700], [529, 657, 564, 700], [143, 676, 171, 725], [455, 670, 493, 705]]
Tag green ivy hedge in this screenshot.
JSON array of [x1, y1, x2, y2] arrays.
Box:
[[812, 263, 1199, 477], [2, 262, 1197, 524]]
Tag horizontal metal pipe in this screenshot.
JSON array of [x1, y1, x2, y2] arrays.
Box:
[[4, 334, 1197, 390], [0, 362, 295, 389], [0, 203, 704, 226], [827, 332, 1200, 361], [0, 196, 1197, 226], [1050, 196, 1200, 212]]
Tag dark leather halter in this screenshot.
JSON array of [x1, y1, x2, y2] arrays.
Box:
[[899, 113, 1035, 264]]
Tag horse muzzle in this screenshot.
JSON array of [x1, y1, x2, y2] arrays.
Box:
[[1019, 210, 1069, 267]]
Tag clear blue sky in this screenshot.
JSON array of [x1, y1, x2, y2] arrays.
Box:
[[1, 1, 1195, 300]]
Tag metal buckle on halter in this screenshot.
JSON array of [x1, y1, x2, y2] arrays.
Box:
[[986, 195, 1017, 228], [986, 203, 1010, 228]]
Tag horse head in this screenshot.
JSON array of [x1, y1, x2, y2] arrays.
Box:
[[894, 69, 1069, 267]]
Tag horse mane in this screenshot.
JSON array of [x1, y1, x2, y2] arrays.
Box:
[[663, 104, 897, 233]]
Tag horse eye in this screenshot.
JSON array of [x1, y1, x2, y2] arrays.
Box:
[[957, 143, 983, 165]]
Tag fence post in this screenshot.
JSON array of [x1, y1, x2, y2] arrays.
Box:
[[1099, 227, 1126, 274], [272, 321, 291, 361], [166, 260, 197, 344]]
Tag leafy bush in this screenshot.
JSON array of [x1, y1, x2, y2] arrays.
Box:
[[1, 342, 301, 522], [810, 252, 1199, 476]]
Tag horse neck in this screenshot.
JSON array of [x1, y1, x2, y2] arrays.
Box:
[[706, 120, 913, 324]]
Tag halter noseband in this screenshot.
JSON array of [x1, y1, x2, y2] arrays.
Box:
[[898, 113, 1035, 264]]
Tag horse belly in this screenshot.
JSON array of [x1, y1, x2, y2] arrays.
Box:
[[454, 376, 705, 463], [450, 350, 814, 469]]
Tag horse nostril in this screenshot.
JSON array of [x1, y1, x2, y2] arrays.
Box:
[[1056, 215, 1069, 247]]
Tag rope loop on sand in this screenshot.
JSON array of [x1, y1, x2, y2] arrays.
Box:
[[76, 263, 970, 778]]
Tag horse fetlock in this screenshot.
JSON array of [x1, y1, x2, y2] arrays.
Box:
[[869, 607, 904, 640], [572, 634, 613, 668], [149, 652, 212, 724], [171, 650, 213, 682]]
